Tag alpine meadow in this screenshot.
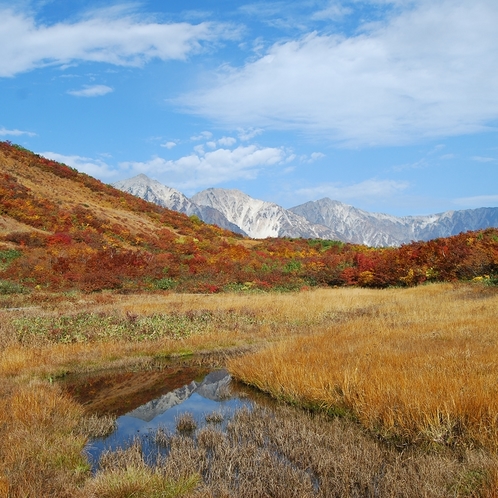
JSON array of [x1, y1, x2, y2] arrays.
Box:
[[0, 141, 497, 497]]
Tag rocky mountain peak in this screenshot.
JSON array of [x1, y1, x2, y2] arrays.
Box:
[[114, 175, 498, 246]]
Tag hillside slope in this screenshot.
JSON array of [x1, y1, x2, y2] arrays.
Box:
[[1, 141, 497, 293]]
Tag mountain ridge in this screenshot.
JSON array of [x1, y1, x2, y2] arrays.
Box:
[[113, 174, 498, 247]]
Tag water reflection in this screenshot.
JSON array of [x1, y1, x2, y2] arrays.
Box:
[[85, 369, 251, 468]]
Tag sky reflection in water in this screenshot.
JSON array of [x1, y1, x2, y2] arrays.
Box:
[[85, 369, 251, 468]]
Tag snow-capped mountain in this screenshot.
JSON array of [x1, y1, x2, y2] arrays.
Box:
[[112, 174, 245, 235], [290, 198, 498, 246], [113, 174, 498, 246], [191, 188, 339, 240]]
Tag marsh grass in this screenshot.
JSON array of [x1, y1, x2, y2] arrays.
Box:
[[79, 414, 117, 439], [92, 404, 498, 497], [229, 283, 498, 452], [1, 283, 498, 496], [175, 412, 197, 433], [0, 381, 90, 498], [86, 440, 199, 498], [0, 287, 373, 380], [205, 411, 224, 424]]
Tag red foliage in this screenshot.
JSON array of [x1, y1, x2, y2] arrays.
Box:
[[2, 140, 498, 293], [47, 233, 72, 246]]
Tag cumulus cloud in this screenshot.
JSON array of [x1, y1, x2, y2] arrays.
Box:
[[161, 141, 177, 149], [179, 0, 498, 147], [218, 136, 237, 146], [40, 152, 119, 179], [0, 8, 236, 77], [67, 84, 113, 97], [296, 179, 409, 201], [0, 126, 36, 136], [120, 144, 290, 190]]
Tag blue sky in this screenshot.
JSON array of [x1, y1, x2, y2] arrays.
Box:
[[1, 0, 497, 216]]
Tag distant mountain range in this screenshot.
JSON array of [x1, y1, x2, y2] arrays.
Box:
[[113, 174, 498, 247]]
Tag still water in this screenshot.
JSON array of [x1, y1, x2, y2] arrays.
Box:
[[83, 369, 252, 468]]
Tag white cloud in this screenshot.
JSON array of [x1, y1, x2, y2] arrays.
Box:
[[455, 195, 498, 207], [67, 84, 113, 97], [40, 151, 119, 179], [296, 179, 409, 201], [180, 0, 498, 147], [0, 126, 36, 136], [309, 152, 325, 162], [0, 8, 235, 77], [120, 144, 290, 190], [237, 128, 263, 141], [471, 156, 495, 163], [161, 141, 177, 149], [218, 136, 237, 146], [311, 2, 352, 21], [191, 131, 213, 141]]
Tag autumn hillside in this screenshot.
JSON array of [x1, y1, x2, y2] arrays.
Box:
[[1, 140, 497, 293]]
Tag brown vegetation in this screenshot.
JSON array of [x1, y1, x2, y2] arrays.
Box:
[[0, 284, 497, 496], [147, 404, 497, 497], [229, 283, 498, 452]]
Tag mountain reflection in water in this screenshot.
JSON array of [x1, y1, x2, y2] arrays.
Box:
[[85, 369, 251, 467]]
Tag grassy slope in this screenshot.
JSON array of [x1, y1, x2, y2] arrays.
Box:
[[0, 141, 233, 244]]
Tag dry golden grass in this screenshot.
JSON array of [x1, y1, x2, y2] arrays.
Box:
[[90, 404, 498, 497], [0, 381, 89, 497], [1, 283, 498, 496], [0, 287, 375, 380], [0, 148, 163, 241], [229, 283, 498, 451]]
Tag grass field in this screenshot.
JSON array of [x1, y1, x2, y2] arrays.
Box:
[[1, 283, 498, 496]]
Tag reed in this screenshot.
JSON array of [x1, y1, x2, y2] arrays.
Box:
[[91, 404, 498, 497], [0, 381, 89, 497]]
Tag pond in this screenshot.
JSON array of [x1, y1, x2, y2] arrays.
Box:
[[82, 368, 252, 469]]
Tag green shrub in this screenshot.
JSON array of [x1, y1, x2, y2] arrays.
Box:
[[153, 277, 176, 290], [0, 279, 27, 294], [0, 249, 22, 271]]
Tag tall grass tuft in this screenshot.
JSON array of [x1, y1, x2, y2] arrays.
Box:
[[229, 283, 498, 451], [0, 381, 89, 497]]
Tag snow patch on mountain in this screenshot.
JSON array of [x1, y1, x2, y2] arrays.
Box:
[[112, 175, 245, 234], [113, 174, 498, 246], [290, 198, 498, 246], [191, 188, 338, 240]]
